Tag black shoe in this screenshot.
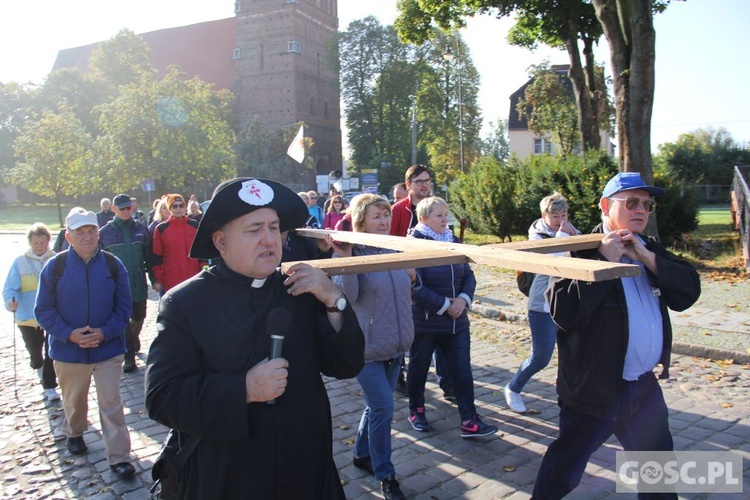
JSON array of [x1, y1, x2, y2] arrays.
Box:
[[353, 455, 374, 475], [66, 436, 87, 455], [381, 477, 406, 500], [110, 462, 135, 479], [123, 357, 137, 373], [395, 372, 408, 396], [442, 385, 457, 404]]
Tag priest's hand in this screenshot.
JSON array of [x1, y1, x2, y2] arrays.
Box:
[[245, 357, 289, 403], [283, 262, 342, 307]]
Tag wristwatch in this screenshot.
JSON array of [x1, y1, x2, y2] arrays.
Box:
[[326, 294, 347, 313]]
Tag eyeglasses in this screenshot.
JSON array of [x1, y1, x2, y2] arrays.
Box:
[[170, 203, 185, 209], [412, 179, 432, 186], [609, 197, 657, 213]]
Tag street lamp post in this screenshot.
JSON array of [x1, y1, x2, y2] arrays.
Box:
[[442, 40, 465, 173], [409, 94, 417, 165]]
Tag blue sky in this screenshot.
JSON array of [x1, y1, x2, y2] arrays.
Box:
[[2, 0, 748, 153]]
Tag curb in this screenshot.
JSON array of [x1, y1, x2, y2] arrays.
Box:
[[472, 305, 750, 366], [672, 341, 750, 365]]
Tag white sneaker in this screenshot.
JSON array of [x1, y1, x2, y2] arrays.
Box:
[[504, 384, 526, 413], [44, 388, 61, 401]]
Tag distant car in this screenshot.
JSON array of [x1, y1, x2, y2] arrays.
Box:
[[343, 191, 363, 204]]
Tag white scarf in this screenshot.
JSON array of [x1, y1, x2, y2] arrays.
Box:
[[413, 222, 455, 242]]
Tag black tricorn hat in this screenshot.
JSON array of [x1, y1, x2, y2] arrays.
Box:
[[190, 178, 308, 260]]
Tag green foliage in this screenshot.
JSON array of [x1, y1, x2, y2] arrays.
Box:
[[654, 127, 750, 186], [235, 119, 315, 185], [479, 118, 510, 163], [511, 150, 618, 233], [517, 63, 580, 156], [449, 156, 519, 241], [653, 160, 699, 246], [338, 17, 482, 188], [9, 105, 92, 225]]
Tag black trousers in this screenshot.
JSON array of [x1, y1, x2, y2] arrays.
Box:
[[125, 300, 148, 358], [533, 372, 676, 500], [17, 325, 57, 389]]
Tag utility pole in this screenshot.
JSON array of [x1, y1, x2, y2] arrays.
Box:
[[410, 94, 417, 165]]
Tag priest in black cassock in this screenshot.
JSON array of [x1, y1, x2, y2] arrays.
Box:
[[145, 178, 365, 499]]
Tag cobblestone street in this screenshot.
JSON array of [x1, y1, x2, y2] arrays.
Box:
[[0, 232, 748, 498]]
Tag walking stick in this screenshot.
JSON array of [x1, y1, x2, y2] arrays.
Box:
[[11, 298, 18, 401]]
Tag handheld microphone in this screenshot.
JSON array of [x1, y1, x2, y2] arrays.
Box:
[[267, 308, 292, 404]]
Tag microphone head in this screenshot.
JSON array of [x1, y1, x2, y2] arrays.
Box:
[[267, 307, 292, 338]]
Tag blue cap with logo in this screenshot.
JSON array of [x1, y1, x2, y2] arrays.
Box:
[[602, 172, 665, 198]]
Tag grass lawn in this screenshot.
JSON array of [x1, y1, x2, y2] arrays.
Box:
[[0, 203, 85, 231]]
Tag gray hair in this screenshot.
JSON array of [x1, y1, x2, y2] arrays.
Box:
[[348, 194, 391, 232], [415, 196, 447, 220], [26, 222, 51, 242]]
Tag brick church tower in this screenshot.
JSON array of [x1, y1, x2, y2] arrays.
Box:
[[233, 0, 342, 178]]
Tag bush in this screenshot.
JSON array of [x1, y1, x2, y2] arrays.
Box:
[[449, 156, 519, 241], [653, 164, 700, 246]]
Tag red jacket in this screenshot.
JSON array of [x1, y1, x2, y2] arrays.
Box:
[[389, 194, 417, 237], [152, 217, 202, 291]]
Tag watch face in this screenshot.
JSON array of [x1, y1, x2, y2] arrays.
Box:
[[336, 296, 347, 311]]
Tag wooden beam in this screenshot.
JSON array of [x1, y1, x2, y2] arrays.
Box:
[[292, 229, 640, 281], [281, 250, 468, 276], [487, 233, 605, 253]]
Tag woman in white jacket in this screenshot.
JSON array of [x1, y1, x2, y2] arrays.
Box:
[[504, 192, 580, 413]]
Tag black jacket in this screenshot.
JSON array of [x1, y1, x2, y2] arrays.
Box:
[[145, 264, 364, 499], [546, 224, 700, 418]]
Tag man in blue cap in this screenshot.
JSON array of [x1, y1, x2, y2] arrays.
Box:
[[532, 172, 701, 499]]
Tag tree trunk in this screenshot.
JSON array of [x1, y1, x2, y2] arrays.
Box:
[[593, 0, 656, 183], [563, 16, 601, 152]]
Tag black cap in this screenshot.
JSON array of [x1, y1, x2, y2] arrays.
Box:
[[113, 194, 133, 208], [190, 178, 309, 260]]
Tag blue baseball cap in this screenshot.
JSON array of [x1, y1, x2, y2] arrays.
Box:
[[602, 172, 665, 198]]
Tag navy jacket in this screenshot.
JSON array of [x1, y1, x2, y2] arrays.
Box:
[[408, 229, 476, 336]]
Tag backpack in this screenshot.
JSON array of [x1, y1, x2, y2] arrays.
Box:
[[515, 233, 551, 297], [52, 250, 119, 292]]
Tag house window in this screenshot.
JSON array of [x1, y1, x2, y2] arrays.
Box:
[[533, 138, 553, 155], [288, 41, 300, 53], [287, 0, 299, 3], [232, 48, 242, 60], [234, 1, 241, 13]]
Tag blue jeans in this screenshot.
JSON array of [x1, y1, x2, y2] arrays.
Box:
[[509, 310, 557, 394], [532, 372, 675, 500], [355, 357, 402, 481], [407, 330, 475, 421]]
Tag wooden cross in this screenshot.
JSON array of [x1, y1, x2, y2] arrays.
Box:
[[280, 229, 641, 282]]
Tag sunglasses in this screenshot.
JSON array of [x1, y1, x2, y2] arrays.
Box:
[[170, 203, 185, 209], [118, 206, 133, 211], [608, 197, 657, 213]]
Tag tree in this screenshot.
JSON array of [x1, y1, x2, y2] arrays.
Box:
[[9, 105, 92, 225], [395, 0, 672, 179], [655, 128, 750, 186], [0, 82, 35, 184], [235, 119, 315, 185], [93, 67, 237, 195], [339, 18, 481, 189], [517, 63, 580, 156], [480, 118, 510, 162]]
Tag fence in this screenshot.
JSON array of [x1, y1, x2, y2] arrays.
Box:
[[731, 166, 750, 271]]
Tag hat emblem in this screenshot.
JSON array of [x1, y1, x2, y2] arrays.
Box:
[[239, 179, 274, 206]]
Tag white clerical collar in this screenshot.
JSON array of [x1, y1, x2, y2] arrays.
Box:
[[251, 277, 267, 288]]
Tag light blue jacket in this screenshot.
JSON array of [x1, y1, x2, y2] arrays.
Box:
[[3, 249, 55, 326]]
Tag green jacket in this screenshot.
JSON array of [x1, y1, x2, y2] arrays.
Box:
[[99, 217, 154, 303]]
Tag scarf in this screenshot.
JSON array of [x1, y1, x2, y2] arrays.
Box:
[[413, 222, 455, 242]]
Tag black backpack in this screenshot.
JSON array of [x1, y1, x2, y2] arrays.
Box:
[[515, 233, 551, 297], [52, 250, 119, 292]]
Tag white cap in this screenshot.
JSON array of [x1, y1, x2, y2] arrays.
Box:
[[66, 211, 98, 229]]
